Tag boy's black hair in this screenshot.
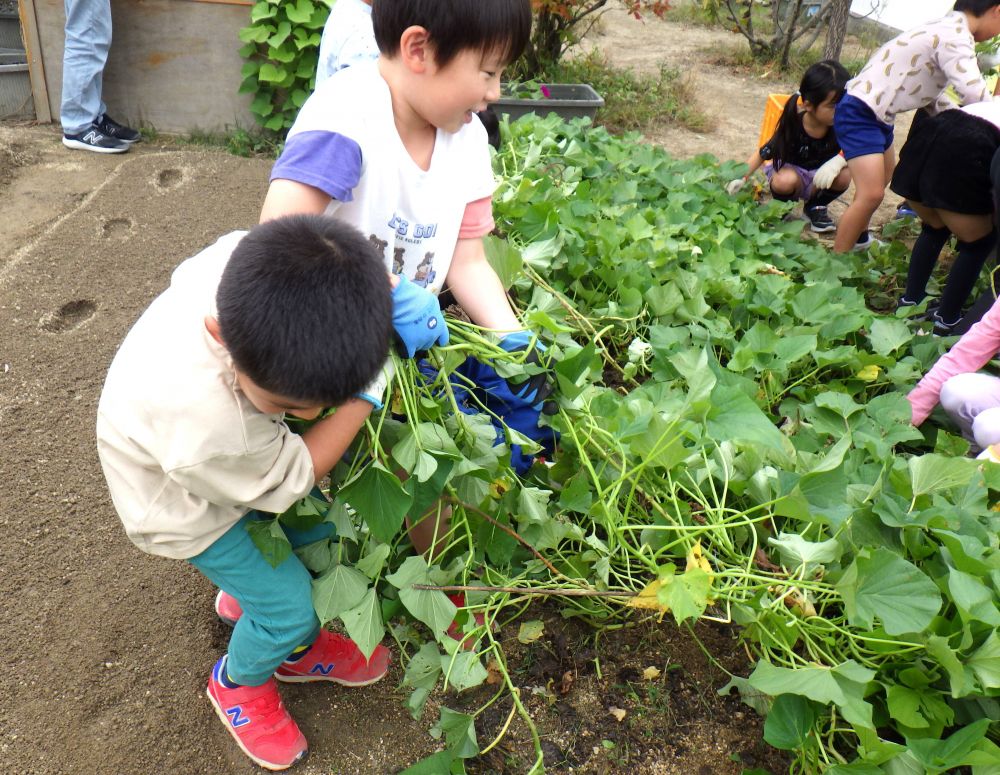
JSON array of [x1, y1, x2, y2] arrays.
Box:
[[216, 215, 392, 406], [954, 0, 1000, 14], [769, 59, 850, 165], [373, 0, 531, 69]]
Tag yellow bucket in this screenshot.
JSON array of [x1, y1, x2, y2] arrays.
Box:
[[757, 93, 791, 149]]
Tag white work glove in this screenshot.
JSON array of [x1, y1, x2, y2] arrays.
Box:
[[977, 50, 1000, 73], [726, 177, 747, 195], [356, 358, 395, 410], [813, 155, 847, 190]]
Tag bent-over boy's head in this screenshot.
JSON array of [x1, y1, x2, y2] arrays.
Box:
[[213, 215, 391, 412], [373, 0, 530, 71], [955, 1, 1000, 40]]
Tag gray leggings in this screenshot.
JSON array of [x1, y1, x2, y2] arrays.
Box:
[[939, 372, 1000, 451]]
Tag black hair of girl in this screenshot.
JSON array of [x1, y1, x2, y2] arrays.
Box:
[[954, 0, 1000, 15], [769, 59, 851, 166]]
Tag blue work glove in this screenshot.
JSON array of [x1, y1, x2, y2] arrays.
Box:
[[497, 331, 557, 413], [391, 275, 449, 358], [455, 332, 558, 475]]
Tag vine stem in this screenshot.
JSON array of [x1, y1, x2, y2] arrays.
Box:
[[446, 495, 562, 577], [412, 584, 637, 597]]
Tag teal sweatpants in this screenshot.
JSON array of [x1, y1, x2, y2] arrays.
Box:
[[189, 505, 335, 686]]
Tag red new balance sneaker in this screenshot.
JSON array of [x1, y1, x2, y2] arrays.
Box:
[[214, 590, 243, 627], [274, 629, 390, 687], [206, 657, 307, 771]]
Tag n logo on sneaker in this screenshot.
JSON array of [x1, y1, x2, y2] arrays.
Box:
[[225, 705, 251, 728], [309, 663, 336, 675], [82, 130, 103, 144]]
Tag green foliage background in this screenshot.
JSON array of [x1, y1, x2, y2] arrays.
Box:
[[239, 0, 330, 133], [234, 4, 1000, 771], [249, 114, 1000, 773]]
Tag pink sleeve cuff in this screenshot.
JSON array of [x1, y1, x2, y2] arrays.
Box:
[[458, 196, 495, 240]]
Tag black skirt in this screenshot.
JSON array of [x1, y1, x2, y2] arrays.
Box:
[[890, 109, 1000, 215]]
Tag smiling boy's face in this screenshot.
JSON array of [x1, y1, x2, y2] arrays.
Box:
[[418, 47, 505, 133]]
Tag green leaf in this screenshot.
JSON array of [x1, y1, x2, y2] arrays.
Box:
[[926, 634, 976, 697], [325, 498, 357, 543], [312, 564, 369, 623], [706, 384, 789, 454], [767, 532, 841, 573], [386, 555, 457, 638], [836, 548, 941, 635], [339, 587, 384, 660], [909, 454, 976, 497], [294, 538, 333, 573], [249, 91, 275, 118], [948, 569, 1000, 626], [277, 493, 325, 531], [517, 619, 545, 644], [266, 20, 292, 48], [398, 751, 457, 775], [246, 518, 291, 568], [906, 719, 991, 770], [250, 1, 278, 22], [338, 463, 412, 543], [657, 564, 712, 624], [764, 694, 818, 750], [553, 343, 599, 399], [432, 707, 479, 760], [238, 23, 272, 43], [403, 648, 439, 721], [441, 651, 488, 692], [483, 235, 523, 290], [356, 543, 392, 580], [258, 62, 288, 83], [403, 641, 442, 720], [284, 0, 316, 24], [869, 317, 913, 355], [748, 659, 875, 729], [885, 684, 929, 729], [967, 631, 1000, 689], [813, 390, 863, 419]]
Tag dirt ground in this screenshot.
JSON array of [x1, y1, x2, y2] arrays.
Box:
[[1, 9, 894, 775]]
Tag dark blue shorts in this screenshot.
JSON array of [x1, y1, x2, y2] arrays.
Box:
[[834, 94, 895, 160]]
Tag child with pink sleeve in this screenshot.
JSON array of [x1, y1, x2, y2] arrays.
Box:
[[908, 295, 1000, 450]]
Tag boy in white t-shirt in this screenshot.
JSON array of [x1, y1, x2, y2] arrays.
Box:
[[260, 0, 550, 550], [315, 0, 378, 87], [97, 215, 394, 770]]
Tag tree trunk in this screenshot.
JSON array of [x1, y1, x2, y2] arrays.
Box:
[[823, 0, 851, 61], [778, 0, 804, 70]]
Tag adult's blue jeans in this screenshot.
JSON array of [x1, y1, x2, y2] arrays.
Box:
[[189, 505, 335, 686], [61, 0, 112, 134]]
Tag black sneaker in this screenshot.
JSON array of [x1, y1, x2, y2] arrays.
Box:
[[95, 113, 141, 144], [805, 205, 835, 233], [931, 310, 962, 337], [62, 124, 129, 154]]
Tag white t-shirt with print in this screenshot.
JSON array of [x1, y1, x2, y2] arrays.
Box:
[[271, 61, 497, 295]]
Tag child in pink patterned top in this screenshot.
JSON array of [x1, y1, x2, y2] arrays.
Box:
[[908, 292, 1000, 451], [831, 1, 1000, 254]]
